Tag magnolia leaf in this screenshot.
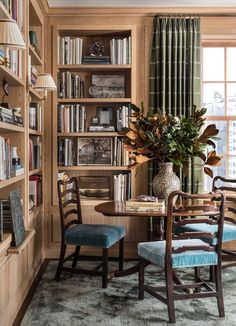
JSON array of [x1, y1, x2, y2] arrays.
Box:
[[206, 139, 216, 148], [204, 167, 214, 178], [205, 155, 221, 166], [198, 152, 206, 162], [135, 155, 150, 164], [136, 147, 152, 154], [124, 144, 136, 152], [130, 103, 141, 113], [126, 130, 139, 140], [208, 150, 216, 158], [201, 124, 219, 138]]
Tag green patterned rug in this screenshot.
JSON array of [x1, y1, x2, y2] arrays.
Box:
[[21, 261, 236, 326]]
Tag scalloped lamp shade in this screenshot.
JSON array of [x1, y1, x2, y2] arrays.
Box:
[[0, 19, 26, 49]]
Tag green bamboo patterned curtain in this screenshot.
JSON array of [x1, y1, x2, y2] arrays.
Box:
[[149, 16, 202, 193]]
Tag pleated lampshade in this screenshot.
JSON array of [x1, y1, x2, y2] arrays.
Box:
[[0, 18, 25, 49], [34, 73, 57, 91]]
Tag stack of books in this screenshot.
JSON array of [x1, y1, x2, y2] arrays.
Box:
[[125, 199, 165, 212], [0, 106, 23, 126], [82, 56, 110, 64]]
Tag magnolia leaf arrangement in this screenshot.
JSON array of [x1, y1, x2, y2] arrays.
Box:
[[120, 103, 221, 178]]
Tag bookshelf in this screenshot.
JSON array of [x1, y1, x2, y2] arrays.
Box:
[[0, 0, 45, 324], [52, 26, 139, 206]]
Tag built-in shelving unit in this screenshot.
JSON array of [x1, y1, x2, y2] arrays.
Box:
[[0, 1, 45, 324]]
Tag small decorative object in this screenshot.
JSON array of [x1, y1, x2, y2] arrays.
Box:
[[12, 147, 20, 166], [89, 40, 105, 56], [29, 31, 38, 50], [137, 195, 159, 202], [1, 79, 9, 108]]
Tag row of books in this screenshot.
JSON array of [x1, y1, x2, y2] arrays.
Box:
[[29, 102, 42, 131], [28, 55, 38, 86], [29, 138, 41, 170], [29, 175, 42, 208], [58, 137, 131, 167], [114, 173, 131, 201], [0, 49, 22, 78], [58, 36, 83, 65], [0, 138, 24, 181], [0, 106, 23, 126], [58, 104, 86, 133], [1, 0, 24, 31], [0, 199, 12, 242], [58, 71, 84, 99], [110, 37, 132, 65], [113, 137, 133, 167]]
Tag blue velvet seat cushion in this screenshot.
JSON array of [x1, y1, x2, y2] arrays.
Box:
[[65, 224, 125, 248], [175, 223, 236, 244], [138, 239, 218, 268]]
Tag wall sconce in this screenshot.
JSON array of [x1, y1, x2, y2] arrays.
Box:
[[34, 73, 57, 100], [0, 18, 26, 66]]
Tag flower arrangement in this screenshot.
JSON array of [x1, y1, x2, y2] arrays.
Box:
[[121, 103, 221, 178]]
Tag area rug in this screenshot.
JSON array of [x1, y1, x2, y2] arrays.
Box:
[[21, 261, 236, 326]]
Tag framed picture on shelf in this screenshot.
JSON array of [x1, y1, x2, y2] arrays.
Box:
[[78, 176, 110, 199], [89, 75, 125, 98], [77, 138, 112, 165]]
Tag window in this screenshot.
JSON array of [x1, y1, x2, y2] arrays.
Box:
[[202, 46, 236, 191]]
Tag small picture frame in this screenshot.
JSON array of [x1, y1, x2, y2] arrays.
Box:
[[77, 137, 112, 165]]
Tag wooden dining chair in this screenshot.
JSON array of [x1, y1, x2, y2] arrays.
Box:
[[55, 176, 125, 288], [176, 176, 236, 272], [138, 190, 226, 323]]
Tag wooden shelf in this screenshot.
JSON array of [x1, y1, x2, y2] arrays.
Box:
[[0, 122, 25, 133], [29, 44, 43, 66], [0, 65, 24, 87], [58, 132, 122, 137], [7, 230, 35, 254], [0, 234, 12, 257], [29, 128, 43, 136], [0, 2, 11, 19], [58, 166, 130, 171], [57, 64, 131, 71], [0, 174, 25, 190], [29, 168, 42, 176], [29, 87, 44, 101], [57, 98, 131, 104]]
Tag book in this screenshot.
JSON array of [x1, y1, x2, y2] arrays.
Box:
[[9, 189, 25, 247], [125, 199, 165, 211]]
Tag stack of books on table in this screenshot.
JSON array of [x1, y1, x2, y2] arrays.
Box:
[[125, 199, 165, 212]]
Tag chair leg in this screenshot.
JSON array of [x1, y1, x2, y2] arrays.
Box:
[[214, 265, 225, 317], [165, 267, 176, 323], [210, 265, 215, 282], [138, 257, 145, 300], [102, 248, 108, 288], [72, 246, 80, 269], [119, 237, 124, 271], [55, 243, 67, 281], [194, 267, 201, 293]]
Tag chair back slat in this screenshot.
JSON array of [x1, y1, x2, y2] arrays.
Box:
[[58, 177, 82, 233], [212, 176, 236, 226], [166, 191, 225, 263]]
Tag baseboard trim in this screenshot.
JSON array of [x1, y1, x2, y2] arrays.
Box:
[[13, 259, 49, 326]]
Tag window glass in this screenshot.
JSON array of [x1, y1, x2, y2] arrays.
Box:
[[203, 48, 224, 81]]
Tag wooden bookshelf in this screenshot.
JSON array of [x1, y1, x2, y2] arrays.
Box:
[[0, 65, 25, 86], [0, 122, 25, 133], [7, 230, 35, 254], [0, 234, 12, 257], [58, 166, 130, 171], [0, 174, 25, 190], [57, 98, 132, 103], [57, 64, 132, 71], [29, 168, 42, 176], [58, 132, 122, 137], [0, 1, 45, 324]]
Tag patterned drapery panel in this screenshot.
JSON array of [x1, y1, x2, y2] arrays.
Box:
[[149, 16, 202, 194]]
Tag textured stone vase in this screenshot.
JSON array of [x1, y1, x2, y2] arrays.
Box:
[[153, 162, 181, 201]]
